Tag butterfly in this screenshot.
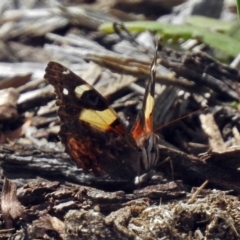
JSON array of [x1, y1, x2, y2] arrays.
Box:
[[44, 58, 159, 182]]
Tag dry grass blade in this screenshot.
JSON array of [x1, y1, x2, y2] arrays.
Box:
[[188, 180, 209, 204]]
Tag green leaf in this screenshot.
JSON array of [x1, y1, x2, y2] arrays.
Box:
[[227, 21, 240, 41], [99, 21, 240, 61], [185, 16, 234, 33], [231, 101, 239, 109]]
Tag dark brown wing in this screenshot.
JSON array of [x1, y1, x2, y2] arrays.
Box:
[[131, 53, 159, 171], [44, 61, 140, 179]]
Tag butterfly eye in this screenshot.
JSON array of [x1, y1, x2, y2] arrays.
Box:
[[63, 88, 69, 95]]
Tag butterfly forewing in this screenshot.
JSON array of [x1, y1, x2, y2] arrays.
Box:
[[131, 53, 159, 172], [44, 61, 140, 179]]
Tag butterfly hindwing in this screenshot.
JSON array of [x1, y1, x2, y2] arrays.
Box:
[[44, 61, 140, 179]]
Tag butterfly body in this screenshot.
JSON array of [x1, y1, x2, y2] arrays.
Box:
[[45, 61, 159, 182]]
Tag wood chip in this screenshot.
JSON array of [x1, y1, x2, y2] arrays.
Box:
[[199, 113, 226, 152]]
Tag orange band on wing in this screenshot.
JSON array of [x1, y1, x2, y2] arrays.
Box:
[[131, 117, 144, 140], [109, 119, 127, 137]]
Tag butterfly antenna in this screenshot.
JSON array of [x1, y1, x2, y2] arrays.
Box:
[[113, 22, 140, 50], [154, 106, 208, 132], [113, 22, 159, 57]]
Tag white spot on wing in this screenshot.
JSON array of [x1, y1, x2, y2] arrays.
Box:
[[63, 69, 70, 75], [63, 88, 68, 95]]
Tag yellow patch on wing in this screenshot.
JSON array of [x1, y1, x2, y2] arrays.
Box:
[[79, 108, 118, 130], [144, 94, 154, 120], [75, 84, 92, 98]]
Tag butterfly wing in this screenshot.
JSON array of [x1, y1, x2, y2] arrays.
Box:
[[45, 61, 140, 179], [131, 56, 159, 171], [131, 70, 155, 139]]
